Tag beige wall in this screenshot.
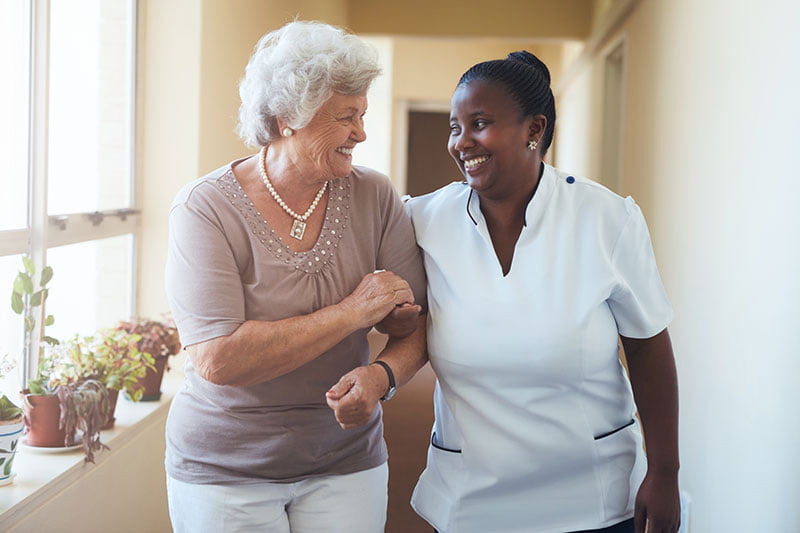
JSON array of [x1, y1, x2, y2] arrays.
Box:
[[197, 0, 349, 175], [347, 0, 592, 39], [391, 37, 568, 103], [136, 0, 202, 320], [555, 1, 800, 531], [353, 36, 394, 176]]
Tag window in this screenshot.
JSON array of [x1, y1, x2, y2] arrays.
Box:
[[0, 0, 138, 393], [0, 1, 30, 232]]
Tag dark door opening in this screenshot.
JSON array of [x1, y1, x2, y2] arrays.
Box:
[[405, 110, 461, 197]]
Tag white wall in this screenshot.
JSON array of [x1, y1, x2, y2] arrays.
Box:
[[556, 1, 800, 531]]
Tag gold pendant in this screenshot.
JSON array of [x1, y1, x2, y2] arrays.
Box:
[[290, 219, 306, 240]]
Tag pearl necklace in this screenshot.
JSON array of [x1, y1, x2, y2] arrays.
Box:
[[258, 146, 328, 240]]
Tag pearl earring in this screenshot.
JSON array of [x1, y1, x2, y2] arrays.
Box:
[[282, 128, 294, 137], [527, 140, 538, 151]]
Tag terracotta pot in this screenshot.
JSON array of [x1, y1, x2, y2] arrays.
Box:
[[137, 355, 169, 401], [102, 388, 119, 430], [0, 417, 23, 486], [20, 390, 74, 448]]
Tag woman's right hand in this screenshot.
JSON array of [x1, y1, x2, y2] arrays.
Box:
[[340, 270, 416, 329], [376, 303, 422, 338]]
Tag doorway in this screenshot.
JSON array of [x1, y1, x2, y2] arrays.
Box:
[[405, 110, 461, 197], [600, 41, 626, 192]]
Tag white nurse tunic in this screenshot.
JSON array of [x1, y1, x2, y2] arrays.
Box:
[[407, 164, 673, 533]]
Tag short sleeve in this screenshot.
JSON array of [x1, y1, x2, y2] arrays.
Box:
[[165, 200, 246, 347], [376, 185, 427, 312], [608, 198, 673, 338]]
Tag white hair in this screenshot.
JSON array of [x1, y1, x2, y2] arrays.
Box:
[[237, 21, 381, 147]]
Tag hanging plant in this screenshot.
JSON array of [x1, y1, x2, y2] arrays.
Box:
[[56, 379, 111, 463]]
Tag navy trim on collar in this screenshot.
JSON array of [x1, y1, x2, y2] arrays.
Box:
[[466, 188, 478, 225], [464, 162, 545, 227]]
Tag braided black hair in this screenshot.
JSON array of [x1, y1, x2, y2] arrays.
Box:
[[457, 50, 556, 153]]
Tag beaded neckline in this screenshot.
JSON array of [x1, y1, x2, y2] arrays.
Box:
[[216, 170, 351, 274]]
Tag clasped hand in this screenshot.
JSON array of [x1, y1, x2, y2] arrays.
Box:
[[340, 269, 419, 330], [326, 363, 389, 429], [327, 270, 420, 429]]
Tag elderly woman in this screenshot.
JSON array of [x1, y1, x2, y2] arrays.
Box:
[[164, 21, 427, 532]]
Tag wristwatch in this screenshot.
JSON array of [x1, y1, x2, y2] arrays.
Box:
[[371, 360, 397, 401]]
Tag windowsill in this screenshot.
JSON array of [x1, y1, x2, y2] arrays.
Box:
[[0, 355, 186, 525]]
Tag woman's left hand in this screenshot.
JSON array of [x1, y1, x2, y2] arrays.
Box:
[[325, 364, 387, 429], [634, 469, 681, 533]]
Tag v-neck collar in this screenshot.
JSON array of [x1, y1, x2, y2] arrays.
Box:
[[463, 164, 557, 278]]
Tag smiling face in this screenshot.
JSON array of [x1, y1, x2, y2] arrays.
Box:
[[448, 80, 543, 200], [293, 92, 368, 180]]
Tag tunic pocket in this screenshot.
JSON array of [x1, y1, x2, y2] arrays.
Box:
[[593, 419, 647, 522], [431, 431, 461, 453], [430, 381, 463, 452], [594, 418, 635, 440], [413, 381, 466, 530], [412, 439, 467, 532]]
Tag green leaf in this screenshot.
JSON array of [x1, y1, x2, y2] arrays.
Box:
[[22, 256, 34, 275], [45, 314, 55, 326], [0, 458, 5, 468], [3, 456, 12, 476], [24, 316, 34, 332], [19, 273, 34, 295], [40, 266, 53, 286], [12, 275, 25, 295], [0, 395, 22, 420], [28, 378, 51, 396], [42, 335, 60, 346], [11, 292, 23, 314], [28, 379, 46, 395], [30, 290, 42, 306]]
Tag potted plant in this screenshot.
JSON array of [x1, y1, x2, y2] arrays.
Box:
[[10, 257, 68, 449], [20, 354, 71, 449], [12, 258, 109, 462], [115, 317, 181, 401], [23, 340, 113, 463], [0, 353, 23, 486], [56, 330, 156, 429]]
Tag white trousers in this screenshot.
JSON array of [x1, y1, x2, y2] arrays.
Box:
[[167, 463, 388, 533]]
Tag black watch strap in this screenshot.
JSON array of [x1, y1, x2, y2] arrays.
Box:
[[371, 360, 397, 401]]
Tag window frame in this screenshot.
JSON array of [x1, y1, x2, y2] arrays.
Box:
[[0, 0, 140, 385]]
